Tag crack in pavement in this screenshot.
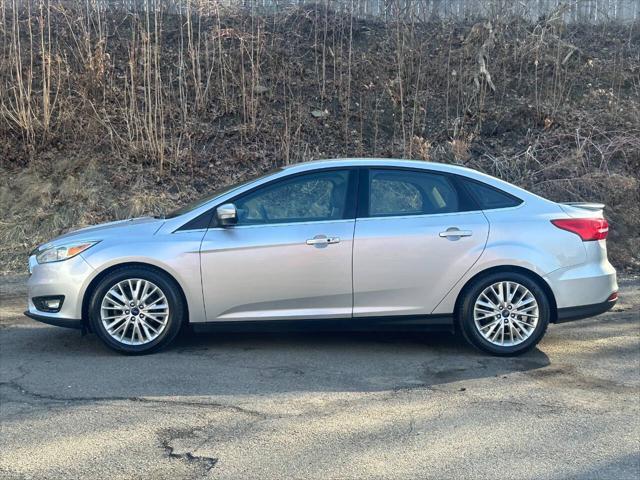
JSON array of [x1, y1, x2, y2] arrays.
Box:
[[0, 380, 265, 417], [161, 437, 218, 473]]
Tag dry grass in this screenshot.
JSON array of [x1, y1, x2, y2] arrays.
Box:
[[0, 1, 639, 272]]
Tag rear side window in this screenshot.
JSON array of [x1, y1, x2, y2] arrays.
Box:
[[461, 179, 523, 209], [368, 169, 473, 217]]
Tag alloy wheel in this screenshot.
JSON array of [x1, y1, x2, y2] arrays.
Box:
[[100, 278, 170, 345], [473, 281, 539, 347]]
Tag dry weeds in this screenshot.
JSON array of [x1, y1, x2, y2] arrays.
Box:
[[0, 1, 638, 273]]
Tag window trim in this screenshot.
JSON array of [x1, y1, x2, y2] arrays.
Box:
[[212, 218, 356, 230], [175, 210, 216, 231], [357, 167, 480, 219]]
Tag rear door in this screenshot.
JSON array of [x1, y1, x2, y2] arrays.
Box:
[[200, 168, 358, 321], [353, 168, 489, 317]]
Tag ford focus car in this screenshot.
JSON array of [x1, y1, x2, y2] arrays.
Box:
[[25, 159, 618, 355]]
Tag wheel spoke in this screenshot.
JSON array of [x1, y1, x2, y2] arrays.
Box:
[[475, 300, 497, 312], [105, 290, 126, 307], [512, 317, 534, 331], [135, 320, 146, 343], [139, 317, 158, 336], [140, 286, 158, 304], [487, 321, 501, 339], [139, 281, 150, 303], [479, 293, 498, 307], [515, 296, 536, 310], [145, 297, 166, 308], [116, 283, 130, 303], [112, 317, 129, 337], [512, 288, 527, 306], [490, 323, 502, 343], [511, 322, 524, 341], [145, 304, 168, 312], [105, 315, 127, 330], [129, 279, 142, 302], [145, 313, 168, 325], [489, 285, 500, 304], [479, 319, 500, 331]]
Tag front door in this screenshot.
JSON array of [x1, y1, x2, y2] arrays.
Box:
[[200, 168, 357, 321], [353, 168, 489, 317]]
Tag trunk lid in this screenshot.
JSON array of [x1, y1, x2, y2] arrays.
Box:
[[559, 202, 605, 218]]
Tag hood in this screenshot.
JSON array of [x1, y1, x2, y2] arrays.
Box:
[[43, 216, 165, 247]]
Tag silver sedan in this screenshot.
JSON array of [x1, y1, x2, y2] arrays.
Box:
[[25, 159, 618, 355]]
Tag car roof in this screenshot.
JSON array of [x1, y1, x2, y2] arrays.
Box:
[[283, 158, 477, 176], [283, 158, 506, 188]]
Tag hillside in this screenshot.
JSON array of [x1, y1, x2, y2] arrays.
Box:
[[1, 3, 638, 273]]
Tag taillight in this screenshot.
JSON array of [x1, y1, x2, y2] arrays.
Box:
[[551, 218, 609, 241]]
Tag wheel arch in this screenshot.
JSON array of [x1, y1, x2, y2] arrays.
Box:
[[453, 265, 558, 324], [81, 262, 190, 332]]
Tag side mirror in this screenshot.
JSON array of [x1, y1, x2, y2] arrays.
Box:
[[216, 203, 238, 227]]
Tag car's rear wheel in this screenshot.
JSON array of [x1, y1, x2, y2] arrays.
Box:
[[458, 272, 550, 356], [88, 267, 184, 354]]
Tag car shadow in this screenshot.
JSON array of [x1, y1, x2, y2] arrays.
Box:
[[1, 324, 550, 399]]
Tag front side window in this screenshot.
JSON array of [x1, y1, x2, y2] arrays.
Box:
[[368, 169, 464, 217], [234, 170, 351, 225], [166, 168, 282, 219]]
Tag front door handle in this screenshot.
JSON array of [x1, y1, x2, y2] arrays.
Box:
[[439, 228, 472, 238], [306, 235, 340, 246]]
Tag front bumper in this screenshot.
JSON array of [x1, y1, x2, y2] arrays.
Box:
[[26, 254, 94, 323], [23, 311, 82, 329]]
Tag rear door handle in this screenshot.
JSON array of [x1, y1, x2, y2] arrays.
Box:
[[306, 235, 340, 246], [439, 229, 472, 238]]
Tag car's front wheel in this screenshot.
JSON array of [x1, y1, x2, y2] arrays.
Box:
[[88, 267, 184, 354], [458, 272, 550, 356]]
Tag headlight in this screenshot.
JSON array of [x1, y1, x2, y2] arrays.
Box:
[[35, 241, 99, 264]]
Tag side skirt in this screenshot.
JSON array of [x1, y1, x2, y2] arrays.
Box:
[[191, 314, 454, 334]]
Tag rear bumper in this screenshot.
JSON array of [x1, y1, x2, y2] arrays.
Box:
[[24, 311, 83, 329], [543, 244, 617, 310], [556, 298, 617, 323]]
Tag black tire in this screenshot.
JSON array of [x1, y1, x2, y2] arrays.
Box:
[[88, 266, 185, 354], [458, 271, 550, 356]]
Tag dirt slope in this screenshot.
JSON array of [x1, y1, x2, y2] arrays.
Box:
[[1, 5, 638, 272]]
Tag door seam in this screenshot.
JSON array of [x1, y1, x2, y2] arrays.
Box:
[[429, 210, 491, 314]]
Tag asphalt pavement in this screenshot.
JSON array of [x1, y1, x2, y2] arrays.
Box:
[[1, 274, 639, 479]]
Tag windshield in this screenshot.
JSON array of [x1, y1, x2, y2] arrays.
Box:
[[163, 168, 283, 219]]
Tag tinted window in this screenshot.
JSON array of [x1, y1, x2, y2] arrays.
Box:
[[461, 179, 522, 209], [234, 170, 351, 225], [368, 169, 464, 216], [166, 168, 282, 219]]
